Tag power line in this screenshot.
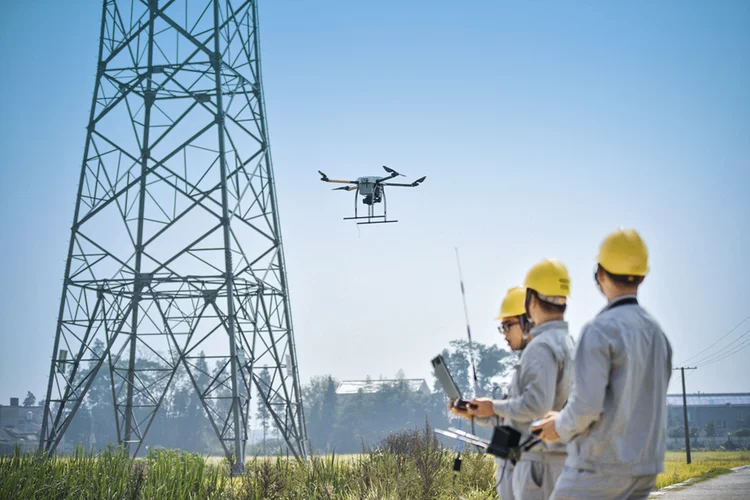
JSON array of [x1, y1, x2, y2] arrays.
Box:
[[694, 335, 750, 368], [676, 313, 750, 366], [691, 328, 750, 367]]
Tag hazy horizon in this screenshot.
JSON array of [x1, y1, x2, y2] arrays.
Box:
[[1, 0, 749, 409]]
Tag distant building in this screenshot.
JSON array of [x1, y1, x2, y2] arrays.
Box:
[[335, 379, 431, 396], [0, 397, 43, 455], [667, 393, 750, 437]]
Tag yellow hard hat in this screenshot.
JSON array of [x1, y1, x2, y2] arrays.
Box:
[[495, 286, 527, 320], [598, 228, 649, 276], [524, 258, 571, 303]]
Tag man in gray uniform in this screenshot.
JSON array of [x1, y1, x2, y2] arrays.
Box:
[[452, 258, 574, 499], [454, 285, 528, 499], [532, 228, 673, 500]]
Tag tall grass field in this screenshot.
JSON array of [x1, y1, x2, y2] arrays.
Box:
[[657, 451, 750, 489], [2, 432, 748, 499]]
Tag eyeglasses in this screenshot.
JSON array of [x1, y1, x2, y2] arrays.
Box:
[[498, 321, 519, 335]]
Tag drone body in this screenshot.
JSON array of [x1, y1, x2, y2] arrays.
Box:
[[318, 166, 425, 224], [354, 177, 384, 205]]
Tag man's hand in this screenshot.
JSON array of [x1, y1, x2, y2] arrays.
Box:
[[530, 411, 560, 442], [448, 400, 472, 420], [467, 397, 495, 418]]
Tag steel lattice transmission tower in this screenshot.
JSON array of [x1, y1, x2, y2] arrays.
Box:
[[39, 0, 307, 469]]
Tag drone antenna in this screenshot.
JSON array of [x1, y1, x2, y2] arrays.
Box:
[[455, 248, 482, 447], [455, 248, 481, 398]]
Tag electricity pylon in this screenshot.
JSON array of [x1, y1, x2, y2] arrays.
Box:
[[39, 0, 307, 472]]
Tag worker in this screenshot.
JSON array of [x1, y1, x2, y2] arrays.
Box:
[[452, 259, 574, 499], [451, 285, 527, 499], [532, 228, 673, 500]]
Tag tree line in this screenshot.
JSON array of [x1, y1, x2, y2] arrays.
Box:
[[23, 339, 513, 455]]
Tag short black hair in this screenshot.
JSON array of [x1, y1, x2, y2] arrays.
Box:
[[598, 264, 644, 286], [530, 290, 567, 314]]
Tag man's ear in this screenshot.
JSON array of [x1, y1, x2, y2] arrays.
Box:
[[527, 293, 536, 313], [596, 267, 606, 287]]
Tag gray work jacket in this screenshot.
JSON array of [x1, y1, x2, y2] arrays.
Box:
[[555, 295, 673, 476], [477, 320, 574, 457]]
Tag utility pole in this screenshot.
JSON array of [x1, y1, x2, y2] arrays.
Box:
[[674, 367, 697, 464]]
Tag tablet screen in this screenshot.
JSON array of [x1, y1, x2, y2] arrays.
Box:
[[431, 354, 462, 401]]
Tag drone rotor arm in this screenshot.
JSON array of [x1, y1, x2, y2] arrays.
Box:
[[319, 170, 357, 184], [381, 176, 426, 188]]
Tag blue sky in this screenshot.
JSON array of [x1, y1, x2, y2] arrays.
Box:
[[0, 0, 748, 406]]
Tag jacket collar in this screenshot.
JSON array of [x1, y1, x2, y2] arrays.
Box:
[[530, 319, 568, 337], [600, 294, 638, 314]]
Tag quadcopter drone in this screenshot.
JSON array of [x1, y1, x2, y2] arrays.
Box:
[[318, 166, 426, 224]]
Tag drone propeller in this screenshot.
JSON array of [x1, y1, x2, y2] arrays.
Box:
[[318, 170, 329, 181], [382, 165, 404, 177], [333, 185, 357, 191], [412, 176, 426, 186]]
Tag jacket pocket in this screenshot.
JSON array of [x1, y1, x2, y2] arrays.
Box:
[[530, 462, 544, 488]]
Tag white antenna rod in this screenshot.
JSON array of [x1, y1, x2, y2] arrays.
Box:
[[455, 247, 481, 398]]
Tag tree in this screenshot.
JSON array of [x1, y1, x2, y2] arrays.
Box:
[[705, 421, 716, 438], [87, 339, 117, 449], [437, 347, 469, 396], [256, 368, 272, 450], [475, 343, 512, 394], [298, 373, 451, 454], [190, 352, 213, 451], [432, 340, 511, 398], [302, 375, 340, 453], [23, 391, 36, 407], [668, 426, 684, 439]]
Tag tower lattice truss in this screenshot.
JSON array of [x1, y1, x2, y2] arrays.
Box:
[[40, 0, 307, 465]]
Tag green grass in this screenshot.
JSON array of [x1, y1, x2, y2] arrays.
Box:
[[0, 449, 496, 500], [0, 425, 498, 500], [2, 445, 748, 499], [656, 451, 750, 489], [690, 467, 733, 483]]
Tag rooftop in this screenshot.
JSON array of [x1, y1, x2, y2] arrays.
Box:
[[0, 425, 40, 443], [336, 379, 429, 395], [666, 393, 750, 407]]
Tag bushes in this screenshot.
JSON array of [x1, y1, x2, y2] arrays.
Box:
[[375, 421, 447, 499]]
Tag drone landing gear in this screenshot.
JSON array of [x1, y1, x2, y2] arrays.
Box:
[[343, 216, 398, 225], [346, 186, 397, 224]]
